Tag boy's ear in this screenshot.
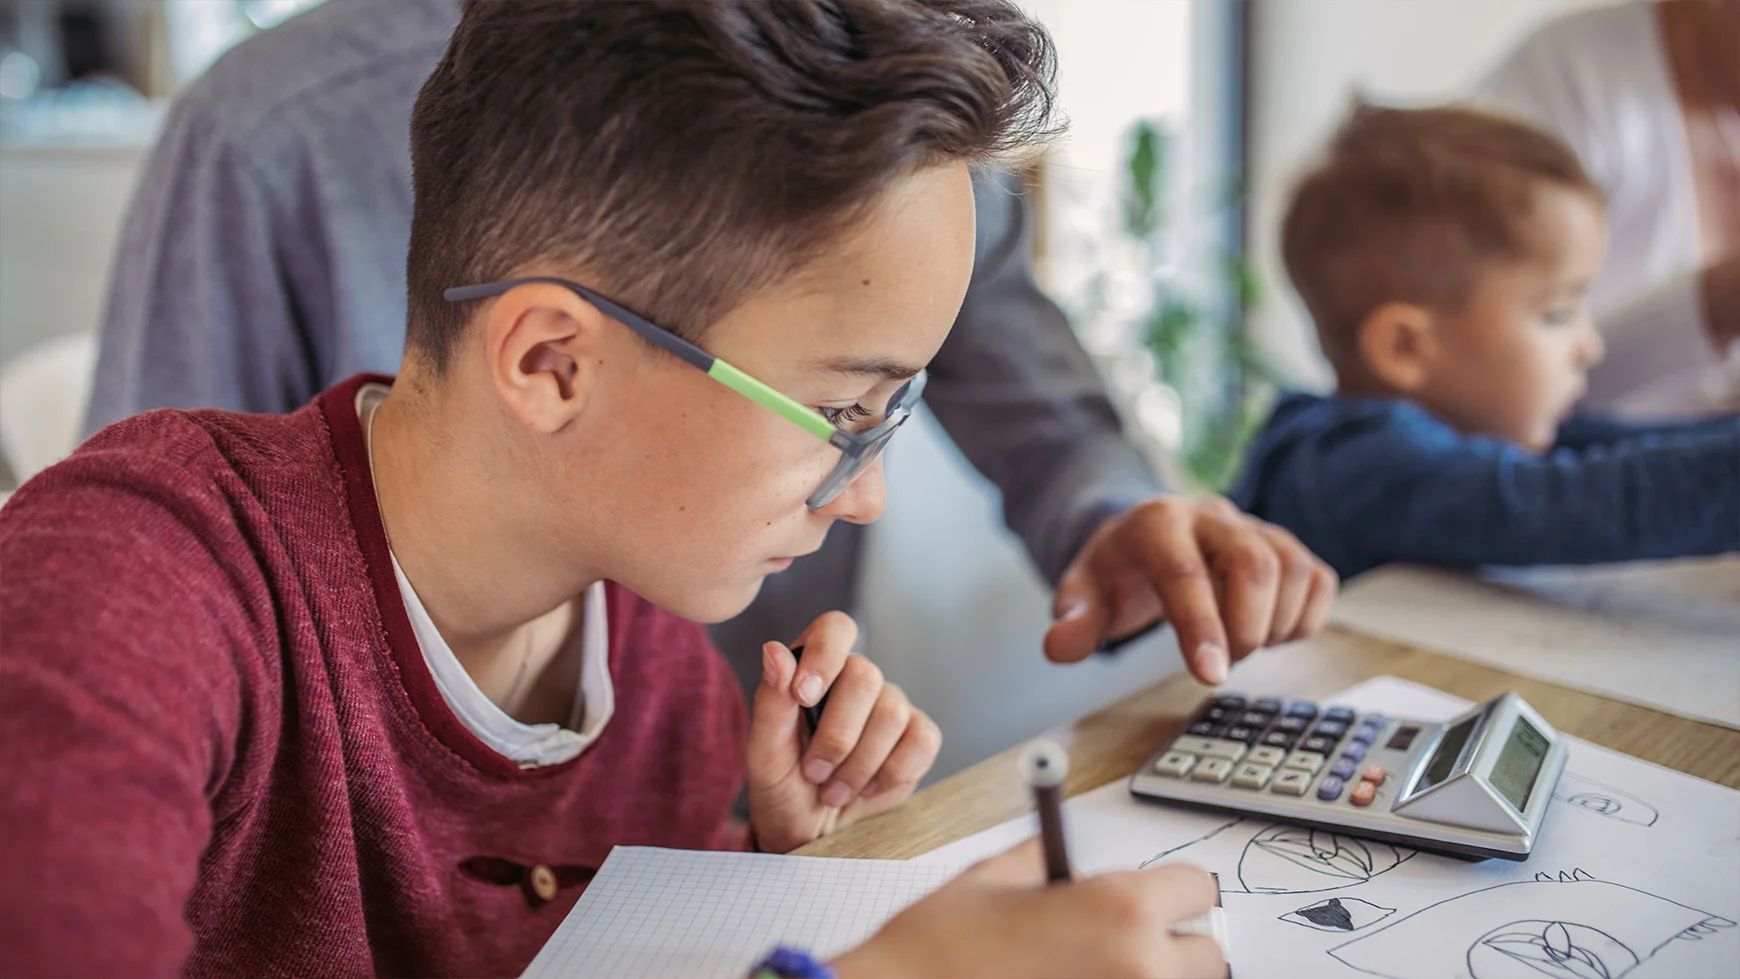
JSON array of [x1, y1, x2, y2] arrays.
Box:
[[481, 282, 613, 435], [1356, 301, 1438, 393]]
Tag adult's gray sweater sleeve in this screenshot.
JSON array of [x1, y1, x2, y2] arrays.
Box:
[[927, 174, 1166, 583], [86, 96, 317, 430]]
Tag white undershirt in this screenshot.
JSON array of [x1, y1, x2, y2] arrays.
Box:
[[358, 383, 613, 768], [1474, 1, 1739, 414]]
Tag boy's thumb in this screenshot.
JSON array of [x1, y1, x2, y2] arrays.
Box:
[[747, 641, 803, 780]]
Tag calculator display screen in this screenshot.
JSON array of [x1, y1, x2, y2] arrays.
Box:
[[1490, 717, 1549, 811], [1415, 714, 1478, 795]]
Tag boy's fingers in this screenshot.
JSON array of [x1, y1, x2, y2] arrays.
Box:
[[790, 610, 857, 708], [1170, 934, 1229, 979], [821, 683, 911, 807], [1111, 862, 1220, 923], [746, 641, 802, 786], [801, 654, 881, 787], [852, 705, 940, 804], [961, 837, 1049, 888]]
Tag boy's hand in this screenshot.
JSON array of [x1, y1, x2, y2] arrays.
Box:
[[746, 611, 940, 854], [830, 839, 1227, 979], [1044, 496, 1338, 684]]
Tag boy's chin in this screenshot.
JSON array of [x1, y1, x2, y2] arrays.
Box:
[[661, 576, 768, 625]]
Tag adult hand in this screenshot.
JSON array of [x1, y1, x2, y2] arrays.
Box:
[[831, 838, 1226, 979], [747, 611, 942, 854], [1044, 496, 1337, 684]]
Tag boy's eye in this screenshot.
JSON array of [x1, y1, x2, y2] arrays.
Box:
[[817, 402, 876, 430], [1542, 305, 1576, 325]]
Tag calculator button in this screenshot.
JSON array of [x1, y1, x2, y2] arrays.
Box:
[[1213, 694, 1247, 710], [1340, 742, 1367, 763], [1271, 769, 1313, 796], [1173, 737, 1247, 761], [1247, 745, 1287, 768], [1361, 713, 1387, 728], [1187, 720, 1220, 737], [1203, 705, 1231, 724], [1362, 764, 1386, 784], [1224, 725, 1261, 744], [1273, 715, 1309, 733], [1350, 780, 1377, 807], [1153, 750, 1197, 778], [1260, 730, 1298, 750], [1284, 701, 1319, 718], [1231, 763, 1274, 790], [1385, 726, 1420, 751], [1191, 757, 1234, 783], [1310, 720, 1348, 739], [1329, 756, 1358, 780], [1348, 725, 1380, 747], [1317, 776, 1346, 801], [1282, 750, 1325, 773], [1323, 707, 1356, 724], [1254, 698, 1284, 714], [1302, 734, 1338, 755], [1238, 710, 1273, 728]]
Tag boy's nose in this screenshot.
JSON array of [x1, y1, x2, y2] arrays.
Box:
[[817, 456, 888, 526]]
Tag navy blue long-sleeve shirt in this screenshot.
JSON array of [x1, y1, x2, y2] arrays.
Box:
[[1229, 393, 1740, 581]]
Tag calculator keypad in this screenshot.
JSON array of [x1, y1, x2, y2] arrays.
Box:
[[1152, 695, 1396, 808]]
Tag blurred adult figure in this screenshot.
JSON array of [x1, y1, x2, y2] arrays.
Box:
[[1477, 0, 1740, 415]]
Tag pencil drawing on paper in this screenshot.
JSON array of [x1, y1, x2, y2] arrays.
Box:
[[1551, 773, 1659, 828], [1138, 816, 1245, 869], [1281, 897, 1397, 933], [1137, 819, 1417, 895], [1328, 869, 1737, 979], [1237, 824, 1416, 895]]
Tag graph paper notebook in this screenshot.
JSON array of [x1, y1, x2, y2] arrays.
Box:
[[519, 847, 959, 979]]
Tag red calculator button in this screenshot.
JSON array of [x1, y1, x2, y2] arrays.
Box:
[[1350, 780, 1377, 807], [1362, 764, 1386, 784]]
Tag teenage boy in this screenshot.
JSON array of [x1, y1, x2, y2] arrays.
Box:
[[0, 3, 1225, 977], [1231, 104, 1739, 581], [90, 0, 1338, 690]]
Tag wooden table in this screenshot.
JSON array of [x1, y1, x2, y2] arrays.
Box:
[[798, 626, 1740, 860]]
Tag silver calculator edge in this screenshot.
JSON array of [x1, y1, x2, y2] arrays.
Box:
[[1129, 693, 1570, 861]]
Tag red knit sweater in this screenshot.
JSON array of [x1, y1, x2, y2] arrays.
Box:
[[0, 374, 749, 978]]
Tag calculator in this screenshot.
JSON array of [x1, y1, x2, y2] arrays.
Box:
[[1129, 690, 1569, 860]]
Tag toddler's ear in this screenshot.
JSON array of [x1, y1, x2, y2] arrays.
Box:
[[1357, 301, 1436, 393]]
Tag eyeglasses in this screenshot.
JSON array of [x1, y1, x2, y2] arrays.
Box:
[[444, 277, 926, 509]]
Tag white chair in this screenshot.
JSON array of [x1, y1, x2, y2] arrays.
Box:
[[0, 331, 99, 493]]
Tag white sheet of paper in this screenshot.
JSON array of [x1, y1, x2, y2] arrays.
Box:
[[1329, 559, 1740, 729], [519, 849, 959, 979], [915, 676, 1740, 978]]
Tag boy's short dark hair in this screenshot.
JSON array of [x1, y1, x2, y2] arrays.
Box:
[[407, 0, 1057, 370], [1281, 102, 1601, 373]]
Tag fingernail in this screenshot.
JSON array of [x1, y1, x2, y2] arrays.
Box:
[[796, 673, 826, 707], [1196, 642, 1229, 685], [803, 757, 835, 785], [821, 781, 853, 808], [863, 777, 881, 797], [1055, 598, 1086, 622]]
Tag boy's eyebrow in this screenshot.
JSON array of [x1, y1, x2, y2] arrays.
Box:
[[811, 356, 923, 381]]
